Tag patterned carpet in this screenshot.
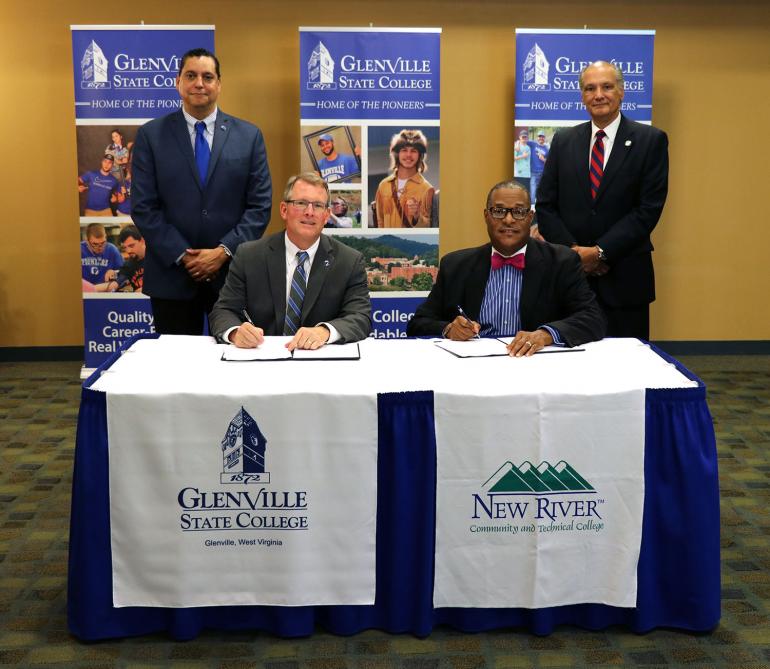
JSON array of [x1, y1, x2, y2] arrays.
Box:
[[1, 356, 768, 668]]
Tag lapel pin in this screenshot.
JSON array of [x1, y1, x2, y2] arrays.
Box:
[[220, 125, 226, 131], [625, 140, 632, 147], [324, 259, 331, 267]]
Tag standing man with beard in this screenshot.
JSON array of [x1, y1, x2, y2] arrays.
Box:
[[536, 61, 668, 340], [132, 48, 272, 335]]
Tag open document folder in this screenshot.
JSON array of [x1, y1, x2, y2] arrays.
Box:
[[221, 336, 360, 361], [434, 337, 583, 358]]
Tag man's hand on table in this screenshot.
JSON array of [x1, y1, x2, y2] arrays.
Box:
[[229, 323, 264, 348], [506, 329, 554, 357], [286, 326, 330, 352]]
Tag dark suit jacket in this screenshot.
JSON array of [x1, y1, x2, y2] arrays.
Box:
[[209, 232, 372, 343], [132, 109, 272, 300], [535, 114, 668, 307], [406, 240, 606, 347]]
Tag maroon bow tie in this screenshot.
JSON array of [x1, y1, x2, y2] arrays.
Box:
[[491, 253, 525, 271]]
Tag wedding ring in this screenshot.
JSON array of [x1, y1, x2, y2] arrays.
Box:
[[525, 341, 532, 347]]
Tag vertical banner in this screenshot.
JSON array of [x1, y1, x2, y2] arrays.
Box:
[[299, 28, 441, 338], [71, 25, 215, 372], [513, 29, 655, 204]]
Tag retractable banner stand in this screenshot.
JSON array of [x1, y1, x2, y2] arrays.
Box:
[[512, 29, 655, 205], [71, 25, 215, 373], [299, 28, 441, 338]]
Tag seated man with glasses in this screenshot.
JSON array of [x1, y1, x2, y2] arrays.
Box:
[[209, 173, 371, 351], [406, 180, 605, 356]]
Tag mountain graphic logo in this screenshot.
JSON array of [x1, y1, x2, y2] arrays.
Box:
[[484, 460, 594, 494], [219, 406, 270, 484]]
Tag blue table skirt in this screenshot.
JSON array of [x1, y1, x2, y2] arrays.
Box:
[[68, 339, 720, 640]]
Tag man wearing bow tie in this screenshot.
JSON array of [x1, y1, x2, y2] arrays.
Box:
[[406, 181, 605, 355], [132, 48, 272, 335], [535, 61, 668, 340]]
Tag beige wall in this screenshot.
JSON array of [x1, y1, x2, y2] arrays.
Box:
[[1, 1, 768, 347]]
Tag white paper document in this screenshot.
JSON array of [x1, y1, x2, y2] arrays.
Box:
[[435, 338, 581, 358], [221, 338, 360, 361]]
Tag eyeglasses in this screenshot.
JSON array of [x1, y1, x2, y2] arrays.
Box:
[[286, 199, 328, 213], [487, 206, 530, 220]]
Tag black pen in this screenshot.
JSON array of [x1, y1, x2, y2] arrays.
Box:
[[456, 305, 481, 339], [241, 309, 255, 326]]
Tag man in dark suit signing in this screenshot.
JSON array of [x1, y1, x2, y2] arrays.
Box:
[[535, 61, 668, 340], [406, 181, 605, 355], [132, 48, 272, 335], [209, 173, 371, 351]]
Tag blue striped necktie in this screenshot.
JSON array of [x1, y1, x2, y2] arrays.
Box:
[[284, 251, 309, 335], [195, 121, 210, 186]]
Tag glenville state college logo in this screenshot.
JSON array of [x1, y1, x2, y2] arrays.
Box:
[[307, 41, 336, 90], [522, 43, 550, 91], [176, 407, 309, 540], [470, 460, 606, 536], [81, 40, 110, 89]]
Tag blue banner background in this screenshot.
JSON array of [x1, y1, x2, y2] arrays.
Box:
[[72, 28, 214, 120], [515, 31, 655, 123], [300, 30, 440, 121]]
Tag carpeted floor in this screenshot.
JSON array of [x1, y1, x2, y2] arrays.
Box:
[[0, 356, 768, 668]]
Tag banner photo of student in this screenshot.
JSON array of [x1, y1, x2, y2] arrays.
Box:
[[71, 25, 215, 373], [513, 29, 655, 205], [299, 28, 441, 338]]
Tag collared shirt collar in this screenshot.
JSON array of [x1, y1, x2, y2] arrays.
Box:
[[182, 106, 218, 138], [491, 244, 527, 260], [591, 113, 621, 144], [284, 232, 321, 269]]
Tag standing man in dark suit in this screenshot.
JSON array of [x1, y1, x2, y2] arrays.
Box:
[[535, 61, 668, 340], [132, 48, 272, 335], [406, 181, 605, 355], [209, 173, 371, 351]]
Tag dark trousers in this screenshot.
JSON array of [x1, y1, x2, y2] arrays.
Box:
[[597, 299, 650, 341], [151, 285, 220, 336]]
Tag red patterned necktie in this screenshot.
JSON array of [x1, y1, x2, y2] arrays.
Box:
[[491, 252, 525, 271], [590, 129, 606, 200]]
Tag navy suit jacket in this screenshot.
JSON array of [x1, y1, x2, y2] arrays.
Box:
[[209, 232, 372, 343], [132, 109, 271, 300], [406, 240, 606, 347], [535, 114, 668, 307]]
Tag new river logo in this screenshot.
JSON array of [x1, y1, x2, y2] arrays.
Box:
[[484, 460, 594, 494], [81, 40, 110, 89], [471, 460, 604, 529], [522, 43, 550, 92], [307, 41, 336, 90], [220, 407, 270, 484]]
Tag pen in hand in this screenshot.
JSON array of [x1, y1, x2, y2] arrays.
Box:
[[456, 305, 481, 339], [234, 309, 264, 349]]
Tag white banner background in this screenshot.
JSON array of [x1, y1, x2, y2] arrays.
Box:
[[107, 391, 377, 607], [434, 389, 645, 609]]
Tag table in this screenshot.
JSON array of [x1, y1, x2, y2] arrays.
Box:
[[68, 336, 720, 640]]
